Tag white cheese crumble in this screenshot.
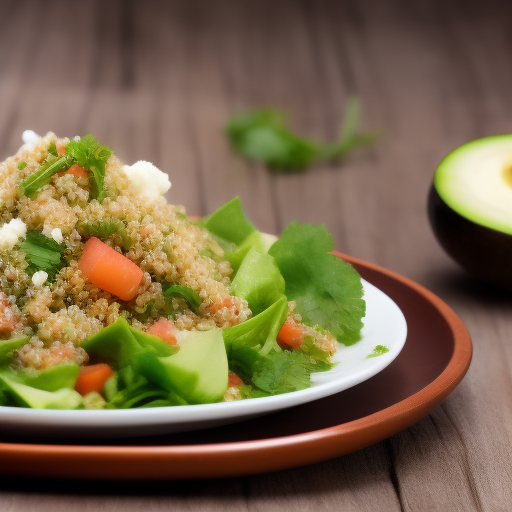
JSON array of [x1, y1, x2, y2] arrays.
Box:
[[32, 271, 48, 287], [122, 160, 171, 201], [21, 130, 40, 151], [0, 218, 27, 251], [50, 228, 64, 244]]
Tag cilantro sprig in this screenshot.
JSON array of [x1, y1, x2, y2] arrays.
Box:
[[19, 135, 112, 201], [268, 222, 366, 345], [66, 135, 112, 202], [225, 98, 377, 172], [20, 231, 65, 281]]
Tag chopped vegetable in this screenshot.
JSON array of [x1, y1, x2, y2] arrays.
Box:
[[163, 284, 202, 312], [66, 164, 88, 179], [226, 99, 377, 172], [228, 371, 244, 387], [136, 329, 228, 404], [19, 153, 74, 197], [74, 364, 115, 396], [19, 134, 112, 201], [17, 161, 26, 170], [78, 237, 143, 301], [146, 318, 178, 346], [21, 230, 65, 281], [269, 222, 365, 345], [47, 142, 58, 157], [76, 219, 132, 250], [277, 319, 304, 350], [65, 134, 112, 201]]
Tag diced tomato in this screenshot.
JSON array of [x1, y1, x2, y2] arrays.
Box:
[[74, 363, 114, 396], [66, 164, 88, 179], [211, 296, 236, 313], [56, 144, 67, 156], [228, 371, 244, 387], [277, 318, 304, 350], [146, 318, 178, 346], [78, 237, 144, 301]]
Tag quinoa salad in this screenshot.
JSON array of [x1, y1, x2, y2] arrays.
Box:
[[0, 132, 366, 410]]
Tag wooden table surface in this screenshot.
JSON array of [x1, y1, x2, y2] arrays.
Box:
[[1, 0, 512, 510]]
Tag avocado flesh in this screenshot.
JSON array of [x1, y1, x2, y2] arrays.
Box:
[[430, 135, 512, 288], [434, 135, 512, 234]]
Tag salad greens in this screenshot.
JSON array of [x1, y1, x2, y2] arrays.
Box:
[[0, 197, 366, 409], [19, 135, 112, 201], [225, 99, 377, 172], [21, 230, 66, 281]]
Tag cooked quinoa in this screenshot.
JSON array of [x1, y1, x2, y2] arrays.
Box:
[[1, 132, 252, 372], [0, 132, 336, 382]]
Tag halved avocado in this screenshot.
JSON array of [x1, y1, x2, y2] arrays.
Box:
[[428, 135, 512, 288]]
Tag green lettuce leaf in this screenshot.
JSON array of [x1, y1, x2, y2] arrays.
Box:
[[230, 246, 285, 315], [269, 222, 365, 345], [223, 296, 288, 355]]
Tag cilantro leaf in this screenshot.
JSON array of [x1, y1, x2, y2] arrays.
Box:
[[269, 222, 365, 345], [19, 135, 112, 200], [226, 109, 320, 171], [228, 343, 328, 395], [66, 135, 112, 202], [226, 99, 377, 172], [366, 345, 389, 358], [163, 284, 202, 312], [20, 230, 65, 281]]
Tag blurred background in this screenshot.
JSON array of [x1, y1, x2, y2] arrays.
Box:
[[5, 0, 511, 289], [5, 0, 512, 508]]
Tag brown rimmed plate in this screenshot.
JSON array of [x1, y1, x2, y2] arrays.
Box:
[[0, 253, 472, 480]]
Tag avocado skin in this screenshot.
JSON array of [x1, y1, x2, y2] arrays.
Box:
[[428, 185, 512, 288]]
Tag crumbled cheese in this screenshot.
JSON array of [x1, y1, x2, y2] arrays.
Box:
[[50, 228, 64, 244], [21, 130, 40, 151], [73, 135, 80, 142], [31, 271, 48, 287], [0, 219, 27, 251], [122, 160, 171, 201]]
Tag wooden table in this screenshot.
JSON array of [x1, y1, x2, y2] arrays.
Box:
[[1, 0, 511, 509]]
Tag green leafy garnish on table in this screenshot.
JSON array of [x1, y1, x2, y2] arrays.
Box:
[[20, 230, 65, 281], [19, 135, 112, 201], [225, 98, 377, 172], [366, 345, 389, 358]]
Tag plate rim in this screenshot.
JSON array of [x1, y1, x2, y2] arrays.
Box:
[[0, 252, 472, 480]]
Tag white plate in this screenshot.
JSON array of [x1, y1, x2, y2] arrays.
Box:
[[0, 280, 407, 438]]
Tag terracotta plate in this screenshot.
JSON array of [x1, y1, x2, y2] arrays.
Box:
[[0, 253, 472, 480]]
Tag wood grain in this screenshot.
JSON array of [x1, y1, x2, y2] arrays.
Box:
[[1, 0, 512, 510]]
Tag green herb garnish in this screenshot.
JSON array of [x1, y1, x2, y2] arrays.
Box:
[[47, 142, 58, 157], [20, 230, 65, 281], [19, 135, 112, 201], [163, 284, 202, 312], [17, 161, 27, 170], [66, 135, 112, 202], [366, 345, 389, 358], [76, 219, 132, 250], [269, 222, 365, 345], [226, 98, 377, 172], [19, 154, 73, 198]]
